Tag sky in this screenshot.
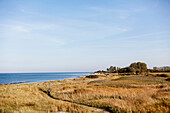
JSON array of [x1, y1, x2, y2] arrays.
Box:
[[0, 0, 170, 73]]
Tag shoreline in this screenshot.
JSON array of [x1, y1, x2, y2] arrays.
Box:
[[1, 72, 169, 85], [0, 72, 92, 85]]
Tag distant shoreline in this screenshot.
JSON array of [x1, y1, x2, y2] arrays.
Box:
[[0, 72, 92, 85]]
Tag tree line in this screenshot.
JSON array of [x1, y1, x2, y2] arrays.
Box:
[[106, 62, 170, 74], [107, 62, 147, 74]]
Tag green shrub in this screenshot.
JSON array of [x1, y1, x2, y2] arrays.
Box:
[[156, 74, 169, 77], [165, 78, 170, 81], [85, 75, 99, 78]]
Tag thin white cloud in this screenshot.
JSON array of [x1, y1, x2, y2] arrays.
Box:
[[13, 26, 30, 32], [88, 6, 147, 19], [88, 6, 130, 19], [50, 18, 129, 40], [4, 22, 62, 34], [43, 38, 66, 46], [124, 31, 170, 40], [20, 8, 45, 17], [21, 9, 34, 15]]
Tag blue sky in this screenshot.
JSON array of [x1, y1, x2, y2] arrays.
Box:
[[0, 0, 170, 72]]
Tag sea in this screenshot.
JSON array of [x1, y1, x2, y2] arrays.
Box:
[[0, 72, 92, 84]]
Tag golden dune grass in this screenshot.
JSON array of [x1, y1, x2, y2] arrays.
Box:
[[43, 75, 170, 112], [0, 83, 95, 113], [0, 74, 170, 113]]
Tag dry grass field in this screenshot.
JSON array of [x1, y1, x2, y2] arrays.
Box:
[[0, 73, 170, 113]]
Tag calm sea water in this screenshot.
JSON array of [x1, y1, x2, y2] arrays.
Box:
[[0, 72, 91, 84]]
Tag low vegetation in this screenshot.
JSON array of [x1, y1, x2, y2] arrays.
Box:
[[106, 62, 170, 74], [1, 72, 169, 113], [107, 62, 148, 74], [0, 81, 95, 113], [156, 74, 169, 77]]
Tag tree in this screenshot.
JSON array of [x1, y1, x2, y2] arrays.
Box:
[[130, 63, 138, 69], [107, 68, 109, 72], [107, 66, 117, 72], [139, 62, 147, 72], [130, 62, 147, 74], [129, 67, 136, 74], [107, 62, 147, 74]]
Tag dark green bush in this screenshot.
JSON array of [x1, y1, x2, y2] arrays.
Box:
[[85, 75, 99, 78], [165, 78, 170, 81], [156, 74, 169, 77]]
